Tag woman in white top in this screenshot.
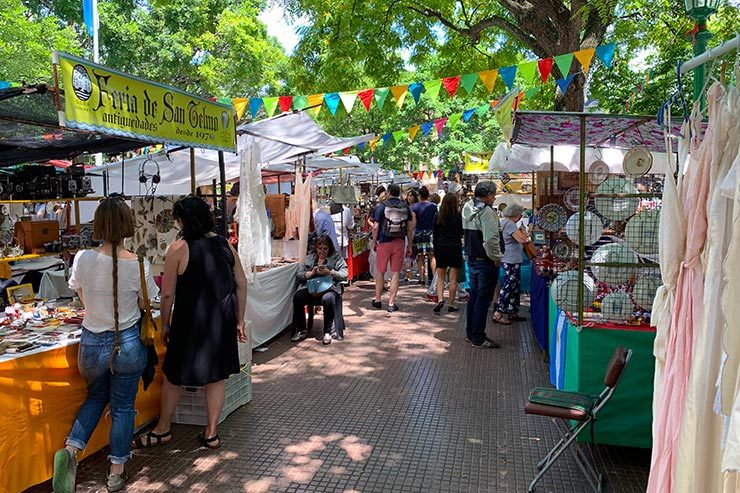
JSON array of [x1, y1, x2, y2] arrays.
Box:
[[53, 197, 158, 493]]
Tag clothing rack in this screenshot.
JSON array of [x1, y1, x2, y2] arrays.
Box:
[[680, 34, 739, 75]]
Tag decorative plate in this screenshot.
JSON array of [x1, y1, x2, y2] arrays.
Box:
[[550, 270, 596, 313], [632, 275, 662, 310], [623, 145, 653, 177], [625, 209, 661, 256], [565, 211, 604, 246], [591, 242, 638, 285], [537, 203, 568, 232], [588, 160, 610, 185], [594, 177, 639, 221], [601, 292, 634, 321], [563, 188, 580, 212], [552, 240, 573, 261]]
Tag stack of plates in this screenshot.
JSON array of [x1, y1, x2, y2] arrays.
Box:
[[625, 209, 660, 256], [591, 242, 638, 285], [601, 292, 634, 321], [550, 270, 596, 313], [632, 275, 662, 310], [595, 177, 639, 221], [565, 211, 604, 246]]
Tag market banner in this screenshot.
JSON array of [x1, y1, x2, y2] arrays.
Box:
[[54, 52, 236, 152]]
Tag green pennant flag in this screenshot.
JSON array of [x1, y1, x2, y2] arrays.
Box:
[[263, 97, 280, 117], [217, 97, 232, 106], [293, 95, 309, 110], [518, 61, 538, 85], [460, 73, 478, 94], [375, 87, 390, 111], [448, 112, 463, 129], [392, 129, 406, 143], [476, 104, 489, 118], [554, 53, 574, 78], [525, 86, 541, 100], [423, 80, 442, 101]]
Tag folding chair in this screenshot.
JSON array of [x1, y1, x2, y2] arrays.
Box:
[[524, 346, 632, 492]]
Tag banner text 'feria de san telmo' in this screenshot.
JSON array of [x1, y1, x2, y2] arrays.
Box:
[[53, 52, 236, 152]]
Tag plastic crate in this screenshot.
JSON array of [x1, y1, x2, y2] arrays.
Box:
[[238, 340, 251, 366], [172, 367, 252, 426]]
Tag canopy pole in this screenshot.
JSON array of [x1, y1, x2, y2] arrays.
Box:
[[190, 148, 196, 195], [218, 151, 227, 237], [549, 146, 554, 196], [278, 176, 282, 194], [577, 115, 586, 329]]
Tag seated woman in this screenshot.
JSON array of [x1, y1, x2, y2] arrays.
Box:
[[291, 234, 348, 345]]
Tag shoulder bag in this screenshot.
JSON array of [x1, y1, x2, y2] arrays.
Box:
[[138, 256, 157, 346]]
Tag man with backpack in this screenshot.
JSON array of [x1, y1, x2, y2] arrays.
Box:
[[462, 181, 502, 348], [371, 184, 414, 312]]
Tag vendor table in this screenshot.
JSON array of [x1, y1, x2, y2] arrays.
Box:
[[548, 300, 656, 448], [248, 262, 299, 348], [528, 268, 549, 351], [0, 326, 166, 493]]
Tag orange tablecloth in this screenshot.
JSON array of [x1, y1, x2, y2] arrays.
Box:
[[0, 328, 164, 493]]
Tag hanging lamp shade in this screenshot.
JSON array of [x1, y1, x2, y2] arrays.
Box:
[[684, 0, 721, 19]]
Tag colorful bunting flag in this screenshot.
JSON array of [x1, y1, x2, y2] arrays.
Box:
[[293, 95, 309, 111], [391, 85, 409, 109], [493, 90, 517, 144], [448, 112, 463, 130], [556, 74, 576, 95], [462, 108, 476, 122], [358, 89, 374, 111], [408, 82, 425, 104], [233, 98, 249, 119], [420, 121, 434, 137], [249, 98, 263, 118], [375, 87, 390, 111], [476, 104, 489, 118], [434, 117, 448, 136], [424, 79, 443, 101], [524, 86, 541, 100], [538, 58, 554, 82], [499, 66, 517, 90], [369, 137, 380, 150], [307, 94, 324, 115], [478, 70, 498, 93], [460, 73, 478, 95], [408, 125, 421, 141], [357, 142, 366, 151], [339, 91, 358, 113], [263, 96, 279, 117], [554, 53, 574, 78], [217, 97, 231, 106], [518, 61, 537, 85], [324, 92, 341, 115], [381, 133, 392, 144], [442, 76, 461, 99], [574, 48, 596, 73], [514, 91, 525, 108], [392, 129, 406, 143], [0, 81, 10, 89], [279, 95, 293, 112], [595, 44, 616, 68]]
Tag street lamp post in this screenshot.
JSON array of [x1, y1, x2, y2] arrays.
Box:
[[683, 0, 721, 104]]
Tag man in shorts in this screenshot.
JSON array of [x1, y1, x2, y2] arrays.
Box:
[[411, 186, 437, 285]]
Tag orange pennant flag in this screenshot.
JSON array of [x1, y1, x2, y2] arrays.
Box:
[[408, 125, 421, 141], [489, 98, 500, 107], [478, 69, 498, 93], [307, 94, 324, 115], [232, 98, 249, 119], [574, 48, 596, 73], [390, 85, 409, 109], [369, 136, 380, 150]]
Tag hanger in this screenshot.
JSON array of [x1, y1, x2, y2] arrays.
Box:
[[657, 61, 689, 128]]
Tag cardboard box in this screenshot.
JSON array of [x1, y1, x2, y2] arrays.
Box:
[[14, 220, 60, 254]]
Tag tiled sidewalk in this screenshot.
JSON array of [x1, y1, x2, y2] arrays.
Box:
[[28, 281, 650, 492]]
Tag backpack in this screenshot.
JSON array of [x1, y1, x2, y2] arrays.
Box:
[[382, 201, 409, 238]]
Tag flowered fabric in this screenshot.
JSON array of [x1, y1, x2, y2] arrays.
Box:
[[128, 195, 184, 264], [495, 262, 521, 315]]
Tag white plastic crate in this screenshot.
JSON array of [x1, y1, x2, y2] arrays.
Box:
[[172, 367, 252, 426]]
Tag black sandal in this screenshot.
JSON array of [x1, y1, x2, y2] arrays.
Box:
[[132, 430, 171, 449], [198, 432, 221, 449]]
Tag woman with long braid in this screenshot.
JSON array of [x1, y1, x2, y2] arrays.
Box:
[[53, 197, 159, 493]]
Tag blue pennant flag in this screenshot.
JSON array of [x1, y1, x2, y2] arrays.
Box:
[[324, 92, 341, 115], [0, 82, 10, 89], [408, 82, 425, 105], [556, 74, 576, 95], [249, 98, 263, 118], [462, 109, 476, 122], [499, 65, 517, 90], [357, 142, 365, 151], [83, 0, 97, 37], [595, 44, 616, 68], [420, 121, 434, 138], [381, 133, 392, 144]]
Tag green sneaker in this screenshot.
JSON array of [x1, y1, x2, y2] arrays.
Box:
[[106, 468, 128, 492], [52, 448, 77, 493]]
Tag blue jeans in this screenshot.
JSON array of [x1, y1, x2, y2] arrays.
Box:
[[465, 260, 499, 344], [66, 323, 146, 464]]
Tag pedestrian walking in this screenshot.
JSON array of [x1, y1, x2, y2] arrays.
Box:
[[432, 193, 464, 314], [411, 186, 437, 285]]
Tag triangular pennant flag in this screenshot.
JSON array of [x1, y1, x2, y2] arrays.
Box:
[[324, 93, 341, 115], [420, 121, 434, 137], [424, 79, 442, 101], [408, 125, 421, 141], [460, 73, 478, 94], [278, 95, 293, 112], [434, 117, 448, 136], [518, 61, 537, 85], [478, 70, 498, 93], [375, 87, 390, 110], [476, 104, 489, 118], [307, 94, 324, 115], [448, 112, 463, 129], [493, 89, 517, 144], [524, 86, 540, 100], [514, 91, 525, 108], [217, 97, 232, 106], [595, 44, 616, 68], [499, 65, 517, 90], [462, 108, 476, 122], [232, 98, 249, 119], [553, 53, 574, 78], [293, 95, 309, 110], [357, 142, 366, 151], [343, 147, 350, 155], [358, 89, 375, 111], [369, 137, 380, 150], [263, 97, 279, 117], [408, 82, 425, 104], [392, 129, 406, 143], [538, 58, 554, 82], [249, 98, 263, 118], [574, 48, 596, 73], [381, 133, 392, 144], [556, 74, 576, 95], [442, 76, 461, 98], [339, 91, 358, 113], [390, 85, 409, 109]]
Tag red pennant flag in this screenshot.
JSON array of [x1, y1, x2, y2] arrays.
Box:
[[434, 117, 449, 135], [538, 58, 554, 82], [278, 96, 293, 112], [358, 88, 375, 111], [442, 76, 461, 99], [413, 172, 419, 180], [343, 147, 350, 155]]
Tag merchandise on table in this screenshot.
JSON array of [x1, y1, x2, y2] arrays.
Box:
[[0, 299, 85, 357]]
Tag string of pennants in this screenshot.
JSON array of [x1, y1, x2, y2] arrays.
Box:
[[233, 44, 616, 120], [625, 68, 655, 112]]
